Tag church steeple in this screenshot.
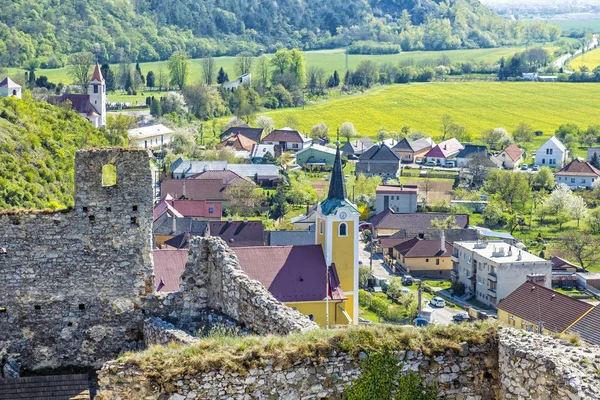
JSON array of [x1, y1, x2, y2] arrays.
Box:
[[327, 143, 346, 201], [91, 62, 104, 82]]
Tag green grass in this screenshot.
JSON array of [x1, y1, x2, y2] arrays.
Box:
[[547, 18, 600, 33], [569, 46, 600, 71], [9, 45, 559, 88], [262, 82, 600, 145]]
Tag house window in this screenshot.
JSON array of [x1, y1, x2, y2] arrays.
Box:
[[292, 143, 299, 149], [339, 222, 347, 237], [436, 259, 440, 265], [542, 159, 546, 164], [209, 207, 214, 213], [550, 159, 555, 165], [320, 221, 323, 235], [571, 178, 575, 183], [426, 258, 429, 262]]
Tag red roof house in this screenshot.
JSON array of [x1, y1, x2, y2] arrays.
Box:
[[424, 138, 464, 164]]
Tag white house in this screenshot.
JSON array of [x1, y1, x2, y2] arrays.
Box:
[[223, 73, 251, 91], [375, 184, 418, 214], [492, 143, 524, 169], [424, 138, 464, 165], [554, 159, 600, 189], [128, 124, 175, 149], [535, 136, 568, 169], [453, 240, 552, 309], [0, 77, 21, 99]]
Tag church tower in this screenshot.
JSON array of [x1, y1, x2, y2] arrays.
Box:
[[315, 143, 360, 324], [89, 62, 106, 127]]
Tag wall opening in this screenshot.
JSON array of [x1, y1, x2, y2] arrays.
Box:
[[89, 215, 95, 222], [106, 207, 112, 212], [79, 304, 86, 311], [102, 164, 117, 187], [131, 217, 139, 226], [34, 305, 41, 311], [132, 205, 138, 212]]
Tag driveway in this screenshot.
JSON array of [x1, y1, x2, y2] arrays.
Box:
[[359, 241, 392, 279], [429, 304, 464, 326]]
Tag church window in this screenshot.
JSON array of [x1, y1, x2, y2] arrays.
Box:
[[93, 85, 99, 94], [320, 221, 323, 235], [339, 222, 347, 237]]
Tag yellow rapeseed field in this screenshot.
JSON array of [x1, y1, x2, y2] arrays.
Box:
[[570, 46, 600, 71]]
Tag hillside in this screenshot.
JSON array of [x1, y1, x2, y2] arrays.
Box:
[[0, 94, 109, 209], [0, 0, 554, 68]]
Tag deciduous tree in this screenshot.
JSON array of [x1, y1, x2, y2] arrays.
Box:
[[167, 51, 189, 90], [201, 56, 216, 85], [558, 231, 600, 271], [340, 121, 357, 142], [68, 52, 94, 90], [234, 51, 254, 76]]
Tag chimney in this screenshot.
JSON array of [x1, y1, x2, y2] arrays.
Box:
[[517, 250, 522, 261], [171, 217, 176, 233], [228, 217, 233, 223], [440, 230, 446, 253], [243, 217, 248, 223], [508, 246, 513, 257], [182, 179, 186, 198]]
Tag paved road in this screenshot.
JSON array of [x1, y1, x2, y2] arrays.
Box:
[[358, 241, 392, 280], [430, 304, 464, 326], [552, 36, 598, 72]]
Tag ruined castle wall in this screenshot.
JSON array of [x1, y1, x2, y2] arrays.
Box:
[[177, 237, 318, 335], [0, 149, 154, 370]]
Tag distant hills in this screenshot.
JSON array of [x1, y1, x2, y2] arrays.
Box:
[[0, 0, 555, 68]]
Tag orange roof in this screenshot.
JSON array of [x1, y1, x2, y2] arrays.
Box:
[[502, 143, 523, 162], [555, 159, 600, 177], [219, 133, 256, 152], [91, 62, 103, 82]]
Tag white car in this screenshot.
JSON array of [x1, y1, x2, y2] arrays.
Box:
[[430, 297, 446, 308]]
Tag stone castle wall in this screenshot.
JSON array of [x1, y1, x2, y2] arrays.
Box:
[[96, 329, 600, 400], [0, 149, 154, 370]]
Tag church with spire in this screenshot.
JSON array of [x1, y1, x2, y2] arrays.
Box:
[[50, 62, 106, 128], [315, 143, 361, 324]]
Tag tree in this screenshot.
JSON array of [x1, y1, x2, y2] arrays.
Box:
[[168, 51, 189, 90], [307, 66, 326, 94], [201, 57, 216, 85], [484, 170, 531, 210], [234, 52, 254, 76], [255, 55, 270, 90], [532, 166, 555, 190], [68, 51, 94, 90], [146, 71, 155, 89], [482, 127, 512, 150], [161, 91, 189, 117], [513, 121, 534, 143], [555, 123, 580, 141], [229, 87, 261, 122], [225, 181, 259, 217], [217, 67, 228, 84], [340, 122, 357, 142], [466, 153, 493, 188], [157, 65, 168, 91], [169, 134, 193, 155], [431, 216, 457, 229], [376, 127, 388, 143], [359, 266, 371, 288], [311, 123, 329, 140], [289, 49, 306, 88], [181, 83, 226, 120], [542, 184, 582, 229], [104, 114, 135, 146], [587, 208, 600, 234], [270, 184, 288, 220], [440, 114, 453, 140], [419, 178, 434, 207], [570, 195, 588, 227], [135, 62, 145, 85], [558, 231, 600, 271], [370, 296, 389, 322], [591, 153, 600, 169], [255, 115, 274, 134], [150, 98, 162, 117], [483, 200, 506, 226]]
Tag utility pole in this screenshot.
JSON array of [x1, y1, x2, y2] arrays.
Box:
[[346, 46, 349, 72], [417, 279, 423, 317], [326, 257, 330, 330], [200, 123, 204, 146]]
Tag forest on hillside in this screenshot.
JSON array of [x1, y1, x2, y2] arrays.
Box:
[[0, 0, 560, 68]]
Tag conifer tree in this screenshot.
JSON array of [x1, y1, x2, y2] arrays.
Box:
[[146, 71, 155, 89], [135, 62, 145, 85], [217, 66, 227, 84], [592, 152, 600, 169], [150, 98, 162, 117], [333, 70, 340, 86]]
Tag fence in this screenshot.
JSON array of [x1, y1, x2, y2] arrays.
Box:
[[401, 170, 458, 180]]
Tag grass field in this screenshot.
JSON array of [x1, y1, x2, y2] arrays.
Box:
[[547, 18, 600, 33], [7, 45, 559, 92], [569, 46, 600, 71], [262, 82, 600, 146]]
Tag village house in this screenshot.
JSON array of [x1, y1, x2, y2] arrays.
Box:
[[355, 143, 400, 179], [50, 62, 106, 127], [169, 157, 280, 186], [296, 144, 338, 168], [265, 230, 316, 246], [375, 184, 418, 214], [454, 144, 489, 167], [492, 143, 524, 169], [261, 128, 312, 151], [128, 124, 175, 149], [453, 240, 552, 309], [554, 159, 600, 189], [0, 77, 21, 98], [340, 137, 374, 157], [369, 208, 469, 237], [161, 169, 254, 203], [550, 256, 583, 289], [567, 305, 600, 346], [222, 73, 251, 91], [218, 132, 256, 159], [535, 136, 569, 169], [220, 124, 264, 143], [389, 236, 453, 278], [424, 138, 464, 165], [392, 137, 435, 163], [153, 194, 222, 221], [498, 281, 593, 335], [250, 143, 281, 163]]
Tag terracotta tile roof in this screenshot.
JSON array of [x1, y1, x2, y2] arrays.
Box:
[[153, 198, 184, 221], [153, 249, 188, 292], [424, 138, 464, 158], [550, 256, 584, 272], [393, 238, 452, 258], [555, 159, 600, 177], [219, 133, 256, 152], [262, 128, 309, 143], [369, 209, 469, 231], [380, 237, 414, 249], [233, 245, 345, 302], [502, 143, 523, 162], [568, 305, 600, 346], [376, 184, 418, 195], [0, 374, 91, 400], [161, 179, 230, 201], [220, 125, 264, 142], [498, 281, 593, 334]]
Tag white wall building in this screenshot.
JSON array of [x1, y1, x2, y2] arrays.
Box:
[[453, 241, 552, 309], [223, 73, 251, 91], [0, 77, 21, 99], [535, 136, 568, 169], [375, 184, 418, 214], [128, 124, 175, 149]]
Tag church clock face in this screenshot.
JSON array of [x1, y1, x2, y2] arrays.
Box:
[[339, 211, 347, 220]]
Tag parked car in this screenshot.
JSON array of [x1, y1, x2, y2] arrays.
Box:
[[443, 161, 456, 168], [347, 154, 359, 160], [520, 164, 528, 170], [413, 317, 429, 327], [402, 275, 414, 286], [425, 161, 437, 167], [430, 297, 446, 308], [452, 313, 472, 323], [358, 317, 373, 324], [532, 165, 539, 171]]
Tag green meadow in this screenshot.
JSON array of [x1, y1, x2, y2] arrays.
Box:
[[261, 82, 600, 149], [547, 18, 600, 33], [8, 46, 551, 96]]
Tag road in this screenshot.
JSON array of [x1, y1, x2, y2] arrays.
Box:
[[430, 304, 464, 326], [358, 241, 392, 280], [552, 36, 598, 72]]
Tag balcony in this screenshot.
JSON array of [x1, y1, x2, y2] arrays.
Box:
[[488, 288, 497, 298], [488, 273, 497, 282], [451, 254, 459, 262]]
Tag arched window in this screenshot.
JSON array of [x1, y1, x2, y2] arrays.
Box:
[[101, 164, 117, 187], [320, 220, 323, 235], [339, 222, 347, 237]]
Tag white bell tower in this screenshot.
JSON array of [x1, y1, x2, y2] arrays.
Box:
[[89, 62, 106, 127]]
